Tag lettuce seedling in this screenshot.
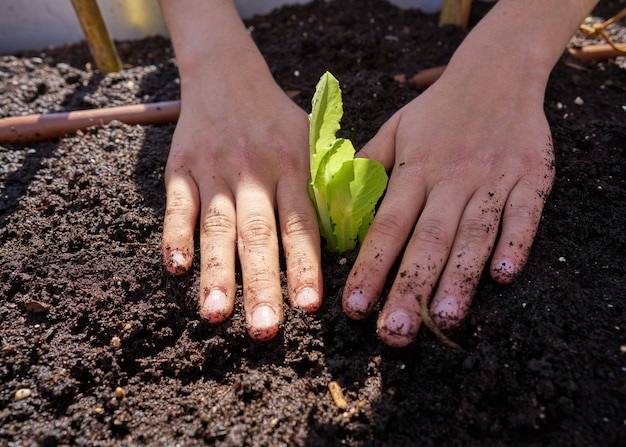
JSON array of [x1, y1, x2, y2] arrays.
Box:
[[309, 72, 388, 252]]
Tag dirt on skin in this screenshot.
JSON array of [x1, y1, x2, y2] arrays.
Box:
[[1, 1, 625, 446]]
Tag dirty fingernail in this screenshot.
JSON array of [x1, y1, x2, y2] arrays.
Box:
[[295, 287, 319, 312], [492, 258, 516, 283], [431, 296, 465, 330], [432, 296, 459, 319], [378, 309, 417, 348], [344, 290, 371, 319], [200, 289, 228, 323], [385, 309, 412, 335], [165, 250, 188, 275], [249, 305, 279, 341]]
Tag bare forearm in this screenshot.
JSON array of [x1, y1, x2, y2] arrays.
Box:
[[158, 0, 275, 105], [477, 0, 596, 61], [158, 0, 267, 77], [442, 0, 598, 100]]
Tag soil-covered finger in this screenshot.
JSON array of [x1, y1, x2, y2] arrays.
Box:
[[162, 168, 200, 275], [430, 187, 505, 330], [198, 193, 237, 323], [491, 170, 553, 284], [236, 188, 283, 341], [277, 178, 323, 313]]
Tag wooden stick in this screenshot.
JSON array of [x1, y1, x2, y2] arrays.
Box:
[[70, 0, 122, 73], [568, 44, 626, 62], [0, 100, 181, 144], [439, 0, 473, 29]]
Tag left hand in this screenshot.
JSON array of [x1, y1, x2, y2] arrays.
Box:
[[341, 59, 555, 347]]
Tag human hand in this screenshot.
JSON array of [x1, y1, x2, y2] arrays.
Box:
[[342, 57, 555, 347], [161, 52, 322, 341]]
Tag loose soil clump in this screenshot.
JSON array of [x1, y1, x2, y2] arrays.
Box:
[[1, 1, 625, 446]]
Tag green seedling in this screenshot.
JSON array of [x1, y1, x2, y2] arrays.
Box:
[[308, 72, 388, 252]]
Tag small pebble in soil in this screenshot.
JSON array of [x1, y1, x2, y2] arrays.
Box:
[[14, 388, 31, 401], [24, 299, 50, 313], [115, 387, 126, 399], [111, 336, 121, 349]]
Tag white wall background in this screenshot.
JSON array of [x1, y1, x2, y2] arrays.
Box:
[[0, 0, 443, 54]]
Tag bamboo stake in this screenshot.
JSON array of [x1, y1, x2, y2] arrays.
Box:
[[0, 101, 181, 144], [439, 0, 473, 29], [70, 0, 122, 73]]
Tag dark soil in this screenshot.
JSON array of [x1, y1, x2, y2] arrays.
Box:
[[1, 1, 625, 446]]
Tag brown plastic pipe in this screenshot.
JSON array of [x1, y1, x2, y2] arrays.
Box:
[[0, 100, 181, 144], [568, 44, 626, 62], [408, 65, 447, 88]]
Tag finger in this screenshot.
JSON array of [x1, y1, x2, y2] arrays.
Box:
[[354, 113, 399, 170], [342, 166, 425, 320], [197, 182, 237, 324], [277, 176, 323, 313], [236, 185, 283, 341], [430, 187, 506, 330], [162, 162, 199, 275], [376, 184, 469, 347], [490, 174, 553, 283]]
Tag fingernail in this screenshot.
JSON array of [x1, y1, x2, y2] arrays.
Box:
[[492, 258, 516, 282], [378, 309, 417, 347], [200, 289, 228, 322], [295, 287, 319, 312], [166, 250, 188, 275], [432, 296, 459, 319], [344, 290, 371, 318], [384, 309, 413, 336], [250, 305, 279, 332]]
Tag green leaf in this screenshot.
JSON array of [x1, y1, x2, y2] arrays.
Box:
[[308, 72, 388, 252], [309, 72, 344, 181]]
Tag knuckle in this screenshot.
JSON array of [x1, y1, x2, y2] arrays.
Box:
[[369, 211, 410, 239], [239, 215, 275, 248], [414, 219, 450, 249], [505, 202, 542, 222], [281, 211, 317, 239], [202, 209, 235, 236], [165, 191, 191, 213], [459, 217, 497, 242]]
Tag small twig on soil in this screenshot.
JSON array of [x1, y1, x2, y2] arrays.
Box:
[[417, 294, 464, 351]]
